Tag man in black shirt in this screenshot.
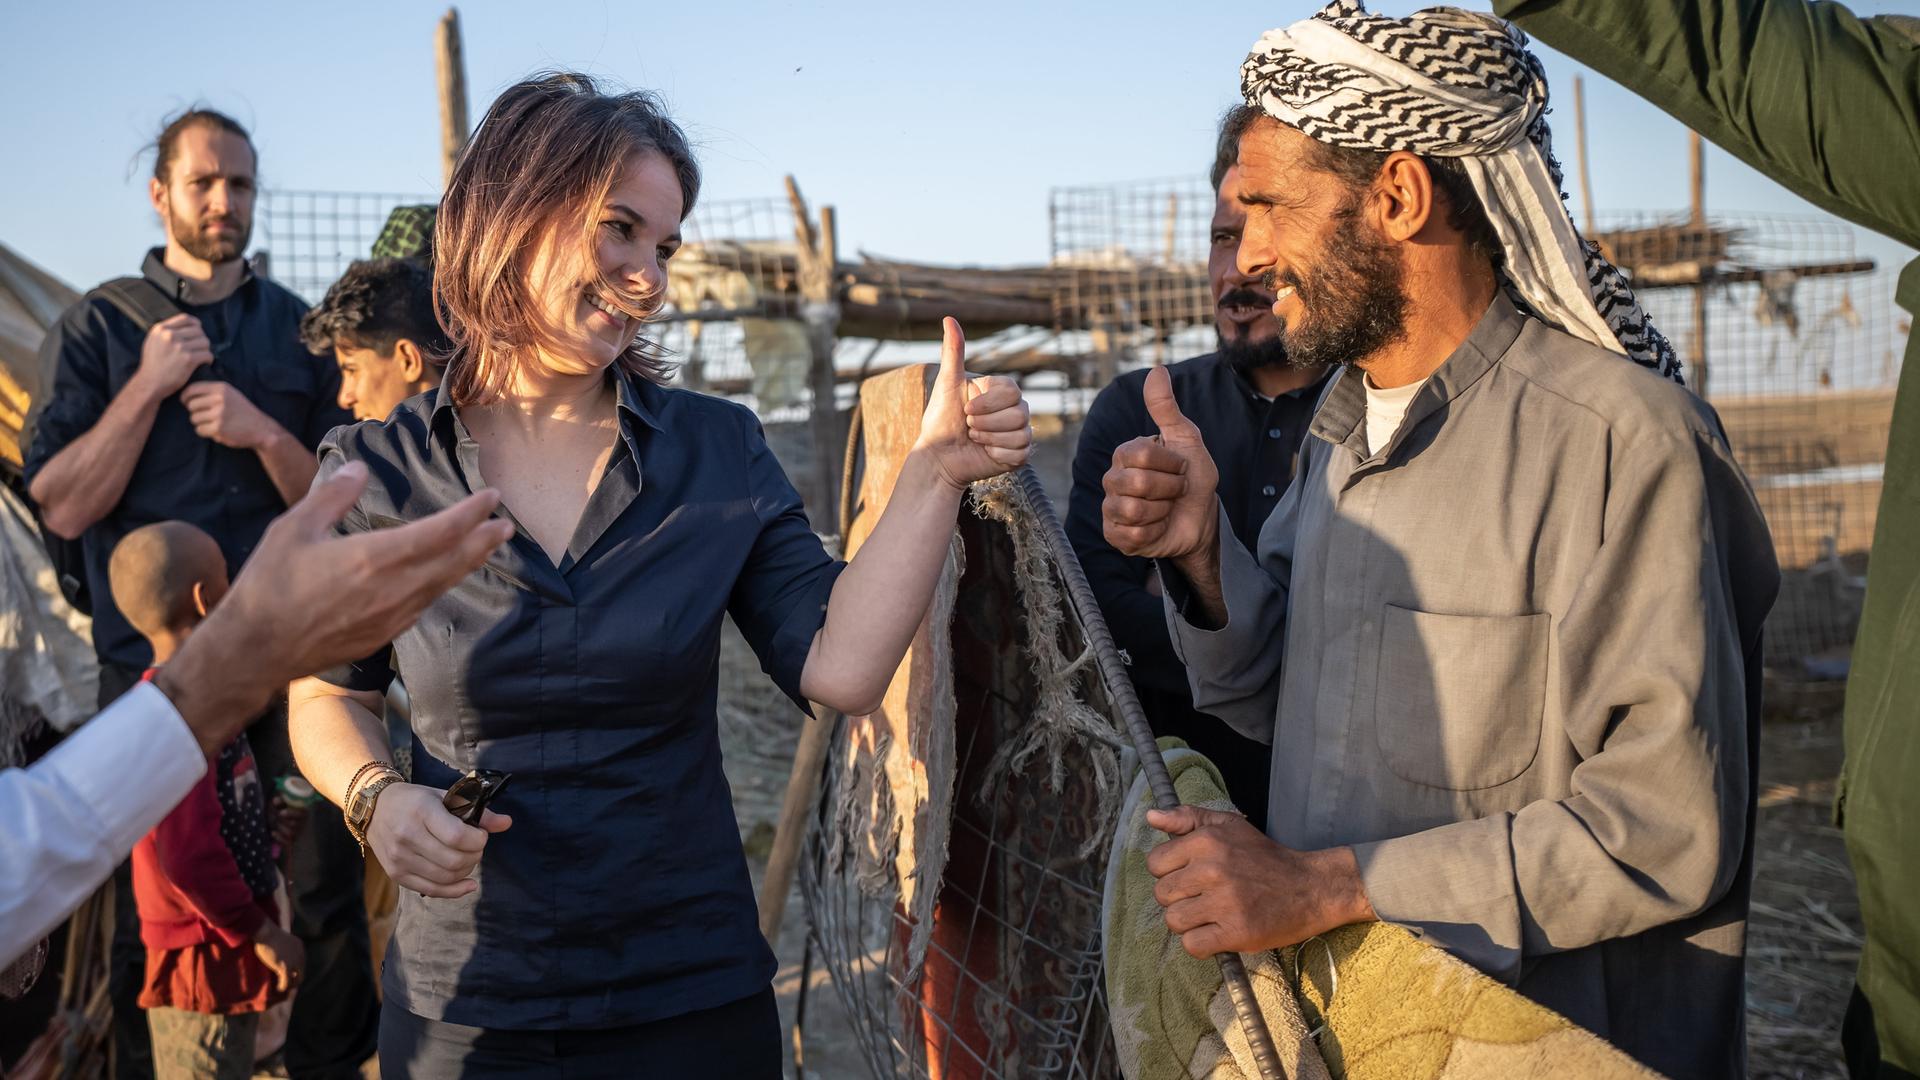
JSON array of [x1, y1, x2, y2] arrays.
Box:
[[23, 109, 370, 1080], [27, 110, 347, 686], [1067, 106, 1329, 824]]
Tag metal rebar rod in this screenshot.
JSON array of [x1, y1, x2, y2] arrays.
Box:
[[1013, 465, 1288, 1080]]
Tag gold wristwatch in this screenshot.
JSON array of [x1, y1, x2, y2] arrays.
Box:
[[344, 766, 405, 854]]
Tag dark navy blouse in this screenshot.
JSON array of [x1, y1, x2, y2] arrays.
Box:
[[312, 366, 842, 1029]]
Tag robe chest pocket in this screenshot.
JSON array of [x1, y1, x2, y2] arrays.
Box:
[[1373, 605, 1548, 791]]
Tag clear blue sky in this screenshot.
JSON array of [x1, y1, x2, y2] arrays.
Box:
[[4, 0, 1916, 291]]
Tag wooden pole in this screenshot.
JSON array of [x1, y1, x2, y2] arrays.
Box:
[[1572, 75, 1596, 236], [784, 175, 820, 255], [757, 180, 846, 950], [757, 702, 839, 943], [811, 204, 842, 515], [1689, 130, 1706, 227], [435, 8, 470, 188], [819, 205, 839, 287], [786, 176, 843, 521], [1689, 130, 1709, 396]]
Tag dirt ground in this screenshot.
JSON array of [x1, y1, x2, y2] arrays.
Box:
[[1747, 682, 1862, 1080], [718, 612, 1866, 1079]]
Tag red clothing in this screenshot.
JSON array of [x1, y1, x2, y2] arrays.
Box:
[[137, 933, 285, 1016], [131, 669, 285, 1015]]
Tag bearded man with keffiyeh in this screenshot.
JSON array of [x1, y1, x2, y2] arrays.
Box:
[[1101, 3, 1780, 1075]]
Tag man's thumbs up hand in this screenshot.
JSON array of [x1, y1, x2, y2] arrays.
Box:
[[1102, 365, 1221, 562], [1144, 362, 1203, 447]]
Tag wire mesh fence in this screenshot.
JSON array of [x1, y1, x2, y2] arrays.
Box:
[[256, 182, 1904, 677], [257, 189, 819, 418], [1591, 211, 1902, 674], [657, 196, 814, 420], [802, 506, 1125, 1079], [1048, 177, 1215, 369], [257, 189, 436, 303]]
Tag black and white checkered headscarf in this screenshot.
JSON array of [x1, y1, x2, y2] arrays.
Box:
[[1241, 0, 1683, 383]]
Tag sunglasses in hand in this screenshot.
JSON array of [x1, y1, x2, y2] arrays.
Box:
[[442, 769, 513, 826]]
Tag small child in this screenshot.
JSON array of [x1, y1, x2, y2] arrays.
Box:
[[109, 521, 303, 1080]]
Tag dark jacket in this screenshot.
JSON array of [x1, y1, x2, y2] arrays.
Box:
[[1066, 352, 1326, 820], [23, 250, 349, 669]]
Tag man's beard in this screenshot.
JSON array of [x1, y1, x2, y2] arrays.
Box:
[[169, 203, 250, 265], [1218, 331, 1292, 375], [1267, 203, 1409, 370], [1215, 286, 1298, 374]]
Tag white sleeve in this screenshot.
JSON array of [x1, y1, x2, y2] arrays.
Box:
[[0, 682, 207, 965]]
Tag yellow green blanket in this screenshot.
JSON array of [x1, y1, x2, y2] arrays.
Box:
[[1101, 741, 1664, 1080]]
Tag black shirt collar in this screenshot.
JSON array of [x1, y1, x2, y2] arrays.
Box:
[[1212, 351, 1330, 403], [141, 247, 254, 305]]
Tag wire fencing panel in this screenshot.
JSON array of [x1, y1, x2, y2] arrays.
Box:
[[258, 189, 437, 303], [802, 507, 1123, 1079], [258, 189, 819, 414], [654, 196, 815, 422], [1594, 212, 1902, 674], [1048, 178, 1216, 381], [260, 185, 1906, 677]]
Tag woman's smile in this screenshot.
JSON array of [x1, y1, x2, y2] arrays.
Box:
[[581, 288, 632, 341]]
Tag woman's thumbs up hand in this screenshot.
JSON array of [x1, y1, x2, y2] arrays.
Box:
[[913, 317, 1033, 491]]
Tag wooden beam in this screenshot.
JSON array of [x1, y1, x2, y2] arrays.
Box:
[[435, 8, 470, 188], [819, 205, 838, 277], [1689, 130, 1706, 226], [1688, 129, 1708, 394], [785, 175, 819, 260], [1572, 75, 1596, 237], [785, 177, 844, 520], [1629, 257, 1876, 290], [694, 346, 1089, 397], [841, 285, 1053, 328]]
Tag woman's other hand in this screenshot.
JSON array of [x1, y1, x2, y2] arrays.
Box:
[[366, 783, 513, 898], [913, 317, 1032, 491]]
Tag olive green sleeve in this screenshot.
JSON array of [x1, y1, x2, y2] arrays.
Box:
[[1495, 0, 1920, 249]]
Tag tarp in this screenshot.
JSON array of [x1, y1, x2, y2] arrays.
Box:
[[0, 242, 94, 762], [0, 241, 80, 475], [0, 482, 96, 758]]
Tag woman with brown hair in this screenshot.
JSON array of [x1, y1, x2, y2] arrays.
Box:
[[286, 72, 1033, 1077]]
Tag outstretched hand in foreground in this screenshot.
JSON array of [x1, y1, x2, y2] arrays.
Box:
[[156, 461, 515, 753]]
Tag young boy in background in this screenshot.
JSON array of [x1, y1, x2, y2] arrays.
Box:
[[110, 522, 304, 1080], [299, 258, 448, 422]]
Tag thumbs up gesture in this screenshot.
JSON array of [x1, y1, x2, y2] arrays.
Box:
[[1102, 365, 1221, 561], [914, 317, 1033, 490]]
